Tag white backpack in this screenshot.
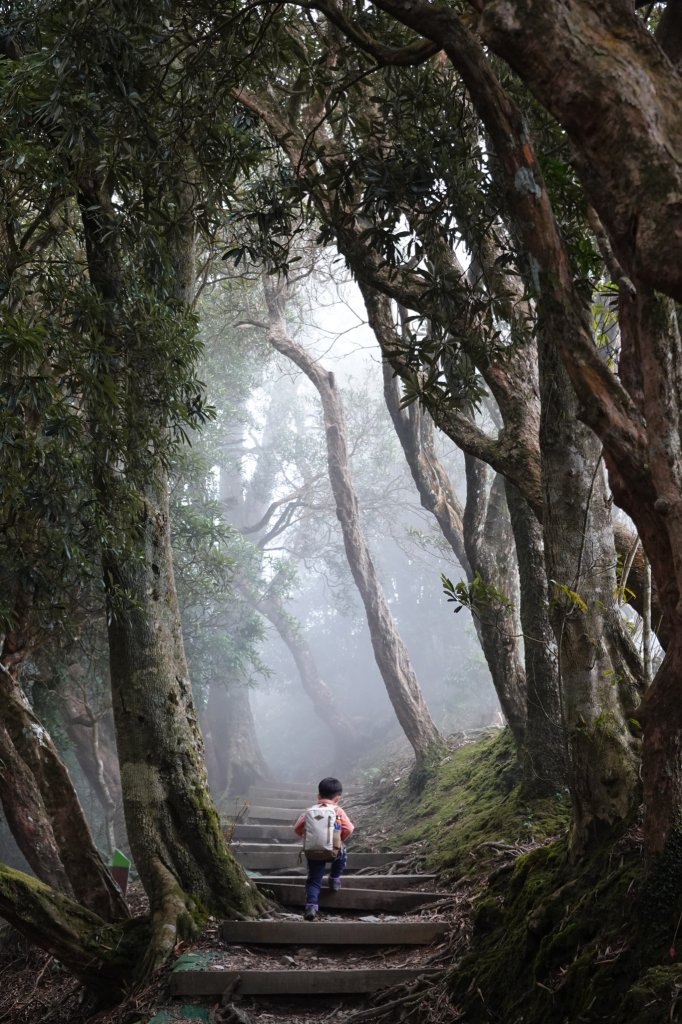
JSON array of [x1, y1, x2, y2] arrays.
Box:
[[302, 803, 342, 861]]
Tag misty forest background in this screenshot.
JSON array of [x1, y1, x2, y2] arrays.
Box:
[[3, 0, 682, 1019]]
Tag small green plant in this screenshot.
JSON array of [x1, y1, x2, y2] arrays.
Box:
[[441, 571, 512, 615], [550, 579, 589, 613]]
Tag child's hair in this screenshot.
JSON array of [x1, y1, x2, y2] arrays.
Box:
[[318, 776, 343, 799]]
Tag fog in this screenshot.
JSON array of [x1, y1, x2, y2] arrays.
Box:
[[0, 266, 504, 874], [195, 267, 502, 791]]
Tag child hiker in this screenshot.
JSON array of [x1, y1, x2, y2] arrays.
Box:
[[293, 776, 355, 921]]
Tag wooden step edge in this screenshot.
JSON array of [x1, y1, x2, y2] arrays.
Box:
[[171, 967, 441, 996], [221, 920, 449, 945], [249, 874, 438, 889]]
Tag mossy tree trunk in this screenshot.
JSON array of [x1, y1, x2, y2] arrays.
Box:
[[540, 343, 641, 853], [264, 278, 445, 764], [78, 178, 265, 973], [105, 472, 263, 970]]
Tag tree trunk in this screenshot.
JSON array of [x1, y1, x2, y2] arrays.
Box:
[[106, 468, 264, 970], [264, 279, 444, 763], [0, 631, 127, 921], [462, 457, 527, 744], [472, 0, 682, 303], [63, 690, 123, 858], [79, 178, 264, 972], [637, 631, 682, 858], [539, 343, 641, 852], [616, 287, 682, 855], [202, 679, 270, 802], [505, 482, 567, 791], [0, 717, 71, 894], [219, 411, 357, 751]]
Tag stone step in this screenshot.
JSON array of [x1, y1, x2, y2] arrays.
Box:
[[172, 963, 438, 997], [227, 823, 296, 842], [233, 847, 402, 871], [250, 873, 437, 890], [248, 797, 308, 810], [248, 786, 316, 802], [247, 805, 301, 823], [254, 882, 447, 912], [221, 920, 448, 945]]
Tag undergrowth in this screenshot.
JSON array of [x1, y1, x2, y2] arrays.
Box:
[[378, 729, 682, 1023]]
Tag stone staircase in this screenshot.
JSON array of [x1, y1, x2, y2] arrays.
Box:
[[156, 782, 449, 1018]]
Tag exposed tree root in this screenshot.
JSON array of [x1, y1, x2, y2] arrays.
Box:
[[0, 865, 148, 1002]]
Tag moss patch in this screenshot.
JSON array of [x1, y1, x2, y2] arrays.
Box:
[[449, 832, 648, 1023], [390, 729, 569, 876]]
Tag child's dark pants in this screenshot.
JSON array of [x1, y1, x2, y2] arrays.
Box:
[[304, 847, 348, 909]]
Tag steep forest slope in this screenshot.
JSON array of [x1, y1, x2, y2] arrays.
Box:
[[368, 730, 682, 1024]]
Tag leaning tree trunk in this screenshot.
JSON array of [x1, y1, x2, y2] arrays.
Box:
[[264, 279, 444, 764], [202, 679, 270, 803], [540, 342, 641, 853], [0, 629, 127, 921], [0, 716, 71, 894], [382, 356, 525, 746]]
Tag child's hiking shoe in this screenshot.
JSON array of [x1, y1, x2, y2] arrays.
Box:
[[303, 905, 318, 921], [328, 878, 342, 892]]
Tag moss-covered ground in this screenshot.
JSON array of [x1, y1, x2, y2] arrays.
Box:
[[387, 729, 569, 876], [381, 730, 682, 1023]]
